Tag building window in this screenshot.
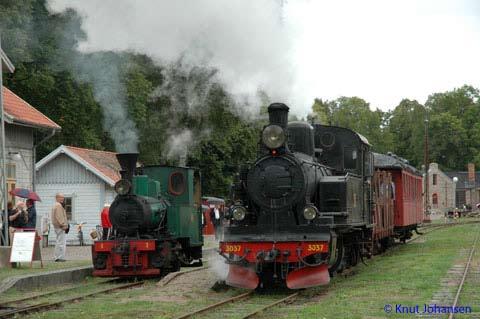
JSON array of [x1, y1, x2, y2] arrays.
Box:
[[7, 181, 15, 205], [432, 174, 437, 186], [6, 163, 16, 205], [64, 197, 73, 221], [432, 193, 438, 208], [6, 163, 15, 179]]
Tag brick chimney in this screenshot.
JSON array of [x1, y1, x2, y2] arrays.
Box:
[[468, 163, 475, 183]]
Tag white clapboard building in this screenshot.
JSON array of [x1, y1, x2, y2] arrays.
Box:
[[35, 145, 121, 245]]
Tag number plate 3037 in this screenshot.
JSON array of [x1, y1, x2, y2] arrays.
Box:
[[224, 245, 241, 253], [307, 244, 325, 252]]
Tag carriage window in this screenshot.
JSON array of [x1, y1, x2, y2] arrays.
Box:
[[169, 172, 186, 195], [344, 148, 357, 170]]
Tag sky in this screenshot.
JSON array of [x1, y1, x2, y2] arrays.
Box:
[[287, 0, 480, 112], [48, 0, 480, 115]]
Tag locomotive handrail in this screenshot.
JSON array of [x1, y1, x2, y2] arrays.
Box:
[[219, 249, 250, 264], [296, 248, 327, 267], [319, 212, 348, 217]]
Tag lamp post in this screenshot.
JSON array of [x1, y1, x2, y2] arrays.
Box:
[[423, 110, 430, 222], [453, 176, 458, 209]]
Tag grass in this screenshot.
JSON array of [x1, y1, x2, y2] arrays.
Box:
[[13, 222, 480, 319], [261, 223, 480, 319]]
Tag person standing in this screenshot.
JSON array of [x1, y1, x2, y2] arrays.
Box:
[[8, 202, 27, 243], [100, 204, 111, 240], [51, 193, 68, 262], [25, 199, 37, 229], [210, 205, 222, 240]]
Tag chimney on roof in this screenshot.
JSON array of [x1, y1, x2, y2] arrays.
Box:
[[468, 163, 475, 183]]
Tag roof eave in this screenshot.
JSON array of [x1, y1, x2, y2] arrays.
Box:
[[10, 118, 61, 131], [36, 145, 116, 187]]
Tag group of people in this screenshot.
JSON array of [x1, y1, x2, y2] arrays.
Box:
[[5, 192, 109, 263], [6, 199, 37, 243]]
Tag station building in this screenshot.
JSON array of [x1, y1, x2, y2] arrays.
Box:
[[1, 86, 60, 206], [35, 145, 121, 245], [425, 163, 456, 216], [446, 163, 480, 210]]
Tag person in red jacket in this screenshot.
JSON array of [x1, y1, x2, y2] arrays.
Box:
[[100, 204, 111, 240]]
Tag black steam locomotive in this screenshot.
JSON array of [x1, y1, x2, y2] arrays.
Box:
[[219, 103, 374, 289]]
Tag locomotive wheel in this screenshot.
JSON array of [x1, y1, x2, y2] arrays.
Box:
[[328, 239, 345, 276]]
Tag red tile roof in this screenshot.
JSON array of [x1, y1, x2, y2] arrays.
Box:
[[66, 146, 121, 183], [3, 86, 61, 130]]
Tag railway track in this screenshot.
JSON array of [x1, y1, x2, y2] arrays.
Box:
[[0, 280, 144, 318], [175, 291, 299, 319], [447, 228, 479, 319], [410, 219, 480, 244], [175, 221, 479, 319]]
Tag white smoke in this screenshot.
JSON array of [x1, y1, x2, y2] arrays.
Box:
[[165, 129, 192, 161], [47, 0, 305, 115], [73, 53, 139, 153], [211, 254, 229, 280]]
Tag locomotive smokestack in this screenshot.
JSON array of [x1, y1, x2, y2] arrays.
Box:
[[116, 153, 139, 181], [268, 103, 289, 129]]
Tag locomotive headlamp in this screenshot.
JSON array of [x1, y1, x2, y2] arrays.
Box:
[[232, 206, 247, 221], [262, 125, 286, 149], [115, 179, 132, 195], [303, 205, 318, 220]]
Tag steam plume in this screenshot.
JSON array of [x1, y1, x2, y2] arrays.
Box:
[[73, 53, 139, 153], [47, 0, 300, 114]]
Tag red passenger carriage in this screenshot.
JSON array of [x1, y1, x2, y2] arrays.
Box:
[[373, 153, 424, 243]]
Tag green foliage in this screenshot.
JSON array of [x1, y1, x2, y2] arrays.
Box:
[[310, 86, 480, 171], [428, 112, 468, 170], [310, 96, 394, 154], [187, 86, 258, 196], [3, 0, 480, 198], [387, 99, 426, 167]]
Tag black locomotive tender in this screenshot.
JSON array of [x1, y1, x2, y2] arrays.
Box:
[[220, 103, 377, 289]]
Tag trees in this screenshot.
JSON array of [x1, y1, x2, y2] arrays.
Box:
[[310, 86, 480, 172], [428, 113, 468, 170], [310, 96, 393, 154], [387, 99, 426, 167]]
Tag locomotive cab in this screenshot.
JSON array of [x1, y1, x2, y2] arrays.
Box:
[[313, 125, 373, 226]]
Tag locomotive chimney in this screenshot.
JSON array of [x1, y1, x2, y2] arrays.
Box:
[[116, 153, 139, 182], [267, 103, 289, 129]]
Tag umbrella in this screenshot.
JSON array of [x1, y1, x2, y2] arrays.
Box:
[[9, 188, 41, 201]]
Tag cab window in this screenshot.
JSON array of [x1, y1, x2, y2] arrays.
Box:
[[169, 172, 185, 195], [344, 147, 358, 170]]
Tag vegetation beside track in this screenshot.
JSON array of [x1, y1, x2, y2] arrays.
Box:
[[13, 221, 480, 319], [262, 222, 480, 319]]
